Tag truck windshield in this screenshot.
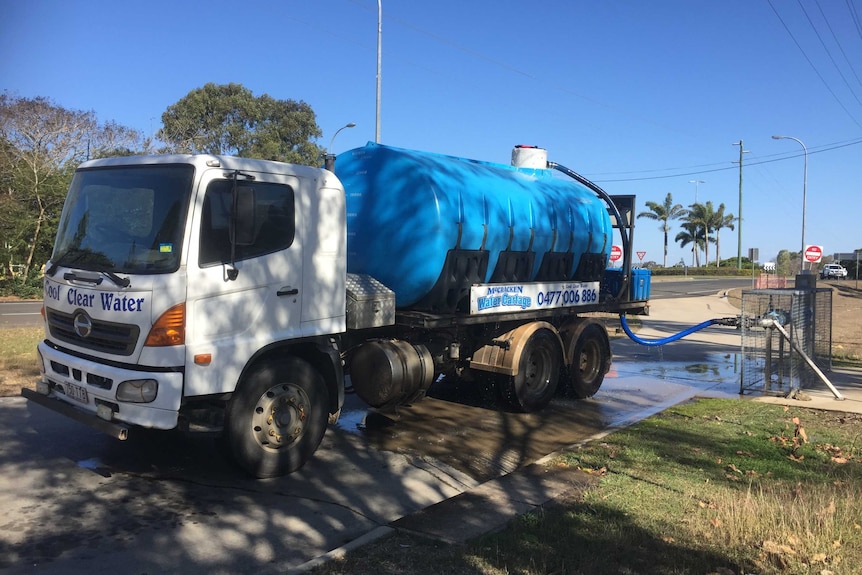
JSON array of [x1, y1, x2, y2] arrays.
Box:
[[51, 164, 195, 274]]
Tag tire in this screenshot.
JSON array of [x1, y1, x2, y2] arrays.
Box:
[[500, 328, 562, 412], [224, 357, 329, 478], [565, 323, 611, 399]]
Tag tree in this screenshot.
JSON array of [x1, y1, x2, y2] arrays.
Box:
[[0, 92, 147, 280], [776, 249, 793, 276], [675, 221, 704, 267], [636, 193, 685, 268], [158, 83, 324, 165], [682, 201, 719, 267], [712, 203, 735, 267]]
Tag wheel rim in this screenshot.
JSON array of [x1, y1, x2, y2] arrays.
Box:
[[523, 345, 553, 397], [578, 339, 601, 384], [250, 382, 310, 450]]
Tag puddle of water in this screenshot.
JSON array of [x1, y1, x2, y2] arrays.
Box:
[[77, 457, 112, 477], [335, 405, 399, 434], [334, 406, 366, 433], [611, 352, 741, 395]]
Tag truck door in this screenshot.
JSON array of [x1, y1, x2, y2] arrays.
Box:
[[184, 172, 303, 397]]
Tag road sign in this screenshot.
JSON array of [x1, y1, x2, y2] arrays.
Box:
[[636, 251, 646, 261], [610, 245, 623, 262], [804, 245, 823, 263]]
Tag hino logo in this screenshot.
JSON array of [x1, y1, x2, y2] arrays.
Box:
[[73, 312, 93, 339]]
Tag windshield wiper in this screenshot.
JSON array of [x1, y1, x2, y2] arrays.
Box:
[[101, 270, 131, 288], [61, 269, 130, 288], [46, 247, 89, 277], [48, 247, 130, 287]]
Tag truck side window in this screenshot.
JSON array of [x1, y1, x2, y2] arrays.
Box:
[[199, 180, 295, 267]]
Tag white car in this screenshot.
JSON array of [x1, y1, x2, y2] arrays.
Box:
[[820, 263, 848, 280]]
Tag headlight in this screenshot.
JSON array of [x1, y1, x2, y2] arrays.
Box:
[[36, 348, 50, 394], [116, 379, 158, 403], [37, 347, 46, 375]]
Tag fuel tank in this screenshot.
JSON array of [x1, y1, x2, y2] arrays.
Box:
[[335, 142, 611, 312]]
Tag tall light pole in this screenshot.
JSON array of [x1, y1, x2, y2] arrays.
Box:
[[687, 180, 704, 267], [376, 0, 382, 143], [732, 140, 749, 269], [772, 135, 808, 271], [324, 122, 356, 171], [689, 179, 704, 204], [329, 122, 356, 155], [687, 180, 705, 267]]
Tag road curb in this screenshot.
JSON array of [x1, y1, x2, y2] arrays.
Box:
[[286, 526, 395, 574]]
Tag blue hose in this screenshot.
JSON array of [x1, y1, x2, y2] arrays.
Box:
[[619, 314, 725, 347]]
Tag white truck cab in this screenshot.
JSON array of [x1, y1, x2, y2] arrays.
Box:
[[31, 154, 346, 475]]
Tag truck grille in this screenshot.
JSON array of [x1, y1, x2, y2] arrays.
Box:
[[46, 309, 140, 356]]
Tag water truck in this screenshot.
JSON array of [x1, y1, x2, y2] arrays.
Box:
[[23, 142, 649, 478]]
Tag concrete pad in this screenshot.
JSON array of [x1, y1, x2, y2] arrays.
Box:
[[750, 366, 862, 414]]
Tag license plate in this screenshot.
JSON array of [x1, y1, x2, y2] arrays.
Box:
[[64, 382, 89, 403]]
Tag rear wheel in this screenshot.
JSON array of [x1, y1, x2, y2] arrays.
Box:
[[225, 357, 329, 478], [500, 328, 562, 412], [565, 323, 611, 399]]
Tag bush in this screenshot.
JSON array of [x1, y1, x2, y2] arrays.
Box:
[[649, 266, 753, 277], [0, 274, 44, 299]]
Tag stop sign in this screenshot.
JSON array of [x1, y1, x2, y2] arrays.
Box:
[[610, 245, 623, 262], [804, 245, 823, 263]]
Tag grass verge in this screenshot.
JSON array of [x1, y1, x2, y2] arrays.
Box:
[[0, 327, 42, 396], [313, 399, 862, 575]]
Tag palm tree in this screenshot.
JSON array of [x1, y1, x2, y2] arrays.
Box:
[[675, 221, 704, 267], [684, 202, 717, 266], [713, 203, 735, 267], [636, 193, 685, 268]]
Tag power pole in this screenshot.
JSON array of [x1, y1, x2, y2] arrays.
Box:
[[733, 140, 749, 269]]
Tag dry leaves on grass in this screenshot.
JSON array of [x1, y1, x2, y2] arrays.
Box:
[[757, 536, 844, 572], [793, 416, 809, 443], [766, 413, 821, 462], [820, 444, 853, 464]]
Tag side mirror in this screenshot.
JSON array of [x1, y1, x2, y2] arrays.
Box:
[[231, 186, 256, 246]]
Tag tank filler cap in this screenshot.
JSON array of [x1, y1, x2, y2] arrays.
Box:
[[511, 145, 548, 169]]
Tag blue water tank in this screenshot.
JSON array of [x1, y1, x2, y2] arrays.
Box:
[[335, 143, 612, 312]]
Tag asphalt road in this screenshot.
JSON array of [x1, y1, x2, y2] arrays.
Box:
[[0, 300, 42, 328], [648, 277, 752, 299]]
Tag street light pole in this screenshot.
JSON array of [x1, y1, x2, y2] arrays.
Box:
[[688, 179, 704, 204], [772, 135, 808, 271], [687, 180, 704, 267], [324, 122, 356, 171], [376, 0, 382, 143], [732, 140, 749, 270]]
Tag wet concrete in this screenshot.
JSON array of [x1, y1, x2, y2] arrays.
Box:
[[338, 386, 611, 483], [335, 344, 743, 484]]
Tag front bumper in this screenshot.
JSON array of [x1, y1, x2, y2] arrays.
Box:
[[21, 387, 130, 440], [35, 341, 184, 431]]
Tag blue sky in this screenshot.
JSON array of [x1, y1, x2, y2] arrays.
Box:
[[3, 0, 861, 266]]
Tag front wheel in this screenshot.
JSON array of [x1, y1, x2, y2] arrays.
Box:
[[225, 357, 329, 478], [500, 328, 562, 412]]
